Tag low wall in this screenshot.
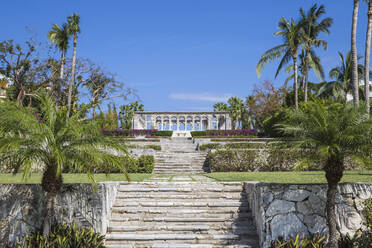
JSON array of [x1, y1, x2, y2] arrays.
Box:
[[244, 182, 372, 248], [0, 182, 119, 246]]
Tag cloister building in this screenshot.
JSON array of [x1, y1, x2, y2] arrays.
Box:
[[132, 112, 232, 132]]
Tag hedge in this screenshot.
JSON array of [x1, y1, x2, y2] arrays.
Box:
[[198, 143, 222, 151], [191, 129, 256, 137], [64, 155, 155, 173], [224, 142, 267, 149], [127, 144, 161, 151], [208, 149, 316, 172], [155, 130, 173, 136]]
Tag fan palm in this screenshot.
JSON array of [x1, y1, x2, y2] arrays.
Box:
[[257, 17, 303, 109], [66, 13, 81, 118], [0, 93, 128, 236], [278, 101, 372, 248], [364, 0, 372, 115], [299, 4, 333, 102], [47, 23, 70, 80]]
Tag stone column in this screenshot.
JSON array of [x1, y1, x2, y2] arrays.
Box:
[[176, 116, 179, 131], [192, 117, 195, 131], [216, 115, 219, 130], [208, 115, 212, 130]]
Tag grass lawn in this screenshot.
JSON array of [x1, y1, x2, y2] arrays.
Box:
[[206, 170, 372, 183], [0, 173, 153, 184]]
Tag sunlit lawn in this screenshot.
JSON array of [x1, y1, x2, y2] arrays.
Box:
[[206, 170, 372, 183], [0, 173, 153, 184]]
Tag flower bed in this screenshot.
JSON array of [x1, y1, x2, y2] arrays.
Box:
[[102, 129, 173, 137], [191, 129, 256, 137]]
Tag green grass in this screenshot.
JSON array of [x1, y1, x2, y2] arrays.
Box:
[[0, 173, 153, 184], [206, 170, 372, 183]]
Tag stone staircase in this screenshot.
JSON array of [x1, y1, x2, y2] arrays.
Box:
[[153, 138, 208, 174], [105, 182, 259, 248]]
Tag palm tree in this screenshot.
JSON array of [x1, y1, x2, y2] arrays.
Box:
[[47, 23, 70, 81], [365, 0, 372, 115], [352, 0, 360, 105], [0, 93, 128, 236], [228, 97, 245, 129], [213, 102, 228, 112], [318, 51, 364, 101], [66, 13, 81, 118], [257, 17, 303, 109], [284, 49, 325, 88], [299, 4, 333, 102], [278, 101, 372, 248]]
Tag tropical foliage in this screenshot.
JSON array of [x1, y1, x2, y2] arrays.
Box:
[[0, 93, 129, 235], [277, 101, 372, 248]]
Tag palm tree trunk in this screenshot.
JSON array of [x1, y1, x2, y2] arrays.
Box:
[[304, 51, 309, 102], [293, 55, 299, 109], [324, 156, 344, 248], [59, 50, 65, 80], [43, 191, 55, 236], [352, 0, 360, 105], [365, 0, 372, 116], [67, 33, 77, 118]]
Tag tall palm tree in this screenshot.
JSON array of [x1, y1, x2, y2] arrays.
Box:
[[365, 0, 372, 115], [227, 97, 245, 129], [318, 51, 364, 101], [47, 23, 70, 80], [299, 4, 333, 102], [278, 101, 372, 248], [257, 17, 303, 109], [0, 93, 128, 236], [352, 0, 360, 105], [66, 13, 81, 118], [284, 49, 325, 88]]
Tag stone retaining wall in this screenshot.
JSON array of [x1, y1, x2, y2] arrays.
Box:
[[0, 182, 119, 246], [244, 182, 372, 248]]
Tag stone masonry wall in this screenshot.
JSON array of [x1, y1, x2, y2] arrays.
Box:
[[0, 182, 118, 246], [244, 182, 372, 248]]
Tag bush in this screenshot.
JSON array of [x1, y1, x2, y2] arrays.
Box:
[[224, 142, 267, 149], [137, 155, 155, 173], [208, 150, 257, 172], [191, 131, 208, 137], [270, 234, 326, 248], [155, 130, 173, 136], [191, 130, 256, 137], [18, 222, 106, 248], [102, 129, 158, 137], [199, 143, 221, 151], [262, 110, 288, 137], [208, 148, 317, 172]]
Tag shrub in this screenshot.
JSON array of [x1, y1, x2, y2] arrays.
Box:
[[18, 222, 106, 248], [224, 142, 267, 149], [155, 131, 173, 137], [208, 150, 256, 172], [199, 143, 221, 151], [270, 234, 326, 248], [191, 130, 256, 137], [102, 129, 158, 137], [137, 155, 155, 173], [191, 131, 208, 137], [127, 144, 161, 151], [262, 110, 288, 137]]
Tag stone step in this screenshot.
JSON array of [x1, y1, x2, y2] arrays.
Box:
[[107, 244, 257, 248], [107, 223, 256, 233], [115, 192, 246, 199]]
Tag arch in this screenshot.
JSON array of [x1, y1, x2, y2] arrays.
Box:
[[187, 116, 193, 121]]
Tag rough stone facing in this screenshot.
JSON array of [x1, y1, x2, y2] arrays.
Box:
[[0, 182, 118, 246], [244, 182, 372, 248]]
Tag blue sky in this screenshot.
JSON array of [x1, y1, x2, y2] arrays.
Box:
[[1, 1, 370, 111]]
